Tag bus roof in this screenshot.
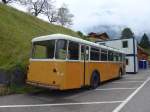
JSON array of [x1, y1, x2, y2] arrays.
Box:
[[32, 34, 126, 54]]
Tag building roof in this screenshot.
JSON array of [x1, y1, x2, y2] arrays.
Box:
[[138, 46, 150, 55], [88, 32, 110, 40], [96, 37, 134, 43]]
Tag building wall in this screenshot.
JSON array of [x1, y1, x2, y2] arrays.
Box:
[[99, 38, 137, 54], [97, 38, 138, 73], [126, 56, 138, 73]]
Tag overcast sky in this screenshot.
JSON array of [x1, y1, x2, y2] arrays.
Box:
[[55, 0, 150, 35], [8, 0, 150, 37]]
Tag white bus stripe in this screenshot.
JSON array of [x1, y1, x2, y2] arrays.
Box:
[[123, 77, 146, 80], [112, 77, 150, 112], [0, 101, 123, 108]]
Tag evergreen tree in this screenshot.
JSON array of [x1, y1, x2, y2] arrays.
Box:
[[121, 27, 134, 39], [140, 33, 150, 48], [76, 31, 88, 40], [77, 31, 84, 37]]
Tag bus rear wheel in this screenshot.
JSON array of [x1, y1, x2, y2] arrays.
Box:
[[90, 72, 100, 89]]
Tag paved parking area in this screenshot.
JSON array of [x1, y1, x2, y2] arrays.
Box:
[[0, 69, 150, 112]]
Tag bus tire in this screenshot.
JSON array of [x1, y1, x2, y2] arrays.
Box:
[[119, 69, 123, 79], [90, 71, 100, 89]]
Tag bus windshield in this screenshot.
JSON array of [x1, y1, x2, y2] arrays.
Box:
[[32, 40, 55, 59]]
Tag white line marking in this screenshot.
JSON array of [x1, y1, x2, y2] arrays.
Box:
[[95, 88, 137, 91], [0, 101, 123, 108], [123, 77, 146, 80], [112, 77, 150, 112], [112, 81, 143, 83], [122, 74, 133, 76]]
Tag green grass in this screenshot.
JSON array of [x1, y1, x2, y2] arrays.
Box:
[[0, 4, 79, 70], [0, 84, 42, 95], [9, 85, 43, 94]]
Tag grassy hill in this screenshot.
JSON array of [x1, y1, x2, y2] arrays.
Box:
[[0, 4, 79, 70]]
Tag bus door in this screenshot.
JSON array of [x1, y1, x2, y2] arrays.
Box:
[[81, 45, 90, 86], [65, 41, 84, 89]]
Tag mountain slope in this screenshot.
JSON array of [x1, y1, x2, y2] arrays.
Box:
[[0, 4, 78, 69]]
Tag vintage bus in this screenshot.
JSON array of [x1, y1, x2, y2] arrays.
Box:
[[27, 34, 126, 90]]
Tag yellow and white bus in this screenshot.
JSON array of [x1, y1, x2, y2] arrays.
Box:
[[27, 34, 126, 90]]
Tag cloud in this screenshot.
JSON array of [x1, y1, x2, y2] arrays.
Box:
[[56, 0, 150, 36], [8, 0, 150, 37]]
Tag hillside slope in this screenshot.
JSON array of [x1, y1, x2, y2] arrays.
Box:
[[0, 4, 78, 69]]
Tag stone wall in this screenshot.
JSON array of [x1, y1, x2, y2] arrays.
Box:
[[0, 67, 27, 86]]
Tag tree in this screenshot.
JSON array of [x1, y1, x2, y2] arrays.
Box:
[[77, 31, 89, 40], [139, 33, 150, 49], [43, 0, 57, 23], [57, 4, 74, 27], [1, 0, 14, 4], [121, 27, 134, 39], [77, 31, 84, 37], [21, 0, 47, 16]]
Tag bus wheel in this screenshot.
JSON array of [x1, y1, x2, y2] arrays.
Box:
[[90, 72, 100, 89], [119, 69, 123, 79]]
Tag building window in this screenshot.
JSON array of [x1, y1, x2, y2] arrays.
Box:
[[122, 41, 128, 48]]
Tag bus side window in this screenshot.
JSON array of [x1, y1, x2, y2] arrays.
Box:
[[90, 47, 100, 61], [119, 53, 122, 61], [81, 45, 85, 60], [47, 40, 55, 59], [55, 40, 67, 60], [122, 54, 126, 62], [108, 50, 113, 61], [85, 46, 89, 60], [101, 49, 107, 61], [80, 45, 89, 61], [113, 53, 119, 61], [116, 54, 119, 61], [68, 41, 79, 60]]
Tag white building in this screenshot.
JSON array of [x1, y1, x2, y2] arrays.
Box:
[[96, 38, 138, 73]]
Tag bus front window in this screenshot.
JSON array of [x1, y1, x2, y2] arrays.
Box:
[[32, 40, 55, 59]]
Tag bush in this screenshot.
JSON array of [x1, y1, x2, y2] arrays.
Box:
[[0, 84, 12, 96], [9, 61, 27, 86]]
